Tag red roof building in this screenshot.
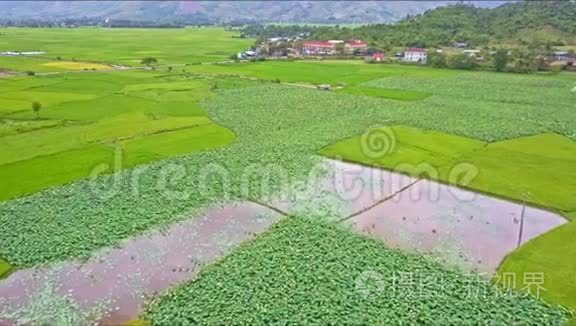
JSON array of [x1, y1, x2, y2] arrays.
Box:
[[372, 52, 385, 61]]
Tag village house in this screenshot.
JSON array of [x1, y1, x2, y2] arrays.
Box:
[[302, 41, 336, 55], [344, 40, 368, 54], [403, 48, 427, 63], [553, 51, 574, 61], [463, 49, 481, 56], [302, 40, 367, 55], [236, 50, 258, 60]]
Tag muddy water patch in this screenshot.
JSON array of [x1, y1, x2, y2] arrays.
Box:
[[242, 158, 565, 274], [0, 202, 282, 325], [346, 177, 567, 274]]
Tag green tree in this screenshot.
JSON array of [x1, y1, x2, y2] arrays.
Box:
[[140, 57, 158, 65], [512, 48, 538, 73], [493, 49, 509, 72], [428, 51, 447, 68], [335, 43, 345, 55], [32, 101, 42, 118], [447, 53, 477, 70]]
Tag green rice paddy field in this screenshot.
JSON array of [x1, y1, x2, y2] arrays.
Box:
[[0, 27, 252, 71], [0, 27, 575, 323]]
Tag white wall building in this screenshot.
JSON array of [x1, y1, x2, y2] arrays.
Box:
[[403, 48, 428, 63]]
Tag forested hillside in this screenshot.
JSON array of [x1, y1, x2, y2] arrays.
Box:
[[246, 1, 576, 48]]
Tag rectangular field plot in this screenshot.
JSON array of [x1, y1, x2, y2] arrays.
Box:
[[0, 145, 115, 201], [0, 72, 239, 200], [499, 220, 576, 314], [121, 124, 236, 167], [450, 146, 576, 212]]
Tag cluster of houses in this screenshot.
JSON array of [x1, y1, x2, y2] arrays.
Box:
[[237, 38, 431, 63], [302, 41, 429, 63], [261, 37, 428, 62], [237, 39, 371, 59], [239, 36, 576, 67]]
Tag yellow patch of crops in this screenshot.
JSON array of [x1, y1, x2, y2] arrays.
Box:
[[42, 61, 111, 70]]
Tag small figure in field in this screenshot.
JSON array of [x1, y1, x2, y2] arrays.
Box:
[[32, 101, 42, 119]]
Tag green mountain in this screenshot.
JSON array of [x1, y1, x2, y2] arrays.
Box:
[[309, 1, 576, 48], [0, 1, 502, 24]]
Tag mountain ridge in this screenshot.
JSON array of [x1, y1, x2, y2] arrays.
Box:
[[0, 1, 504, 24]]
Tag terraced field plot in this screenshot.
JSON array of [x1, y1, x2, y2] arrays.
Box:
[[0, 72, 260, 200], [0, 54, 575, 324]]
